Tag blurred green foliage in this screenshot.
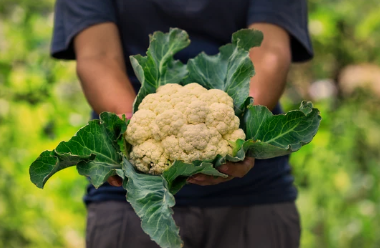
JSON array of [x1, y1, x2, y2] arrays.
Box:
[[0, 0, 379, 247], [308, 0, 380, 80], [283, 93, 380, 248], [0, 1, 89, 247]]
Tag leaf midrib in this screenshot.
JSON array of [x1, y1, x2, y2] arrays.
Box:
[[262, 122, 300, 144], [65, 137, 119, 165], [158, 39, 180, 86]]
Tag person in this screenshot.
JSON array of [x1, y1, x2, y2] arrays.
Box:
[[51, 1, 313, 247]]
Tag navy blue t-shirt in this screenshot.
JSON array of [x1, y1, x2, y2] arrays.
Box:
[[51, 0, 313, 207]]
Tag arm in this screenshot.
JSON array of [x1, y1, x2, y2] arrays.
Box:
[[74, 22, 136, 114], [74, 23, 135, 187], [248, 23, 291, 110]]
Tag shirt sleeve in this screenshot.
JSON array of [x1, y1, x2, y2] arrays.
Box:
[[247, 0, 313, 62], [51, 0, 117, 60]]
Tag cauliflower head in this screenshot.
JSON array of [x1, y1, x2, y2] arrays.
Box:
[[125, 83, 246, 174]]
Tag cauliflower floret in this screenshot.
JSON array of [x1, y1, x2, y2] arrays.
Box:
[[162, 126, 226, 162], [231, 116, 240, 131], [180, 83, 208, 96], [171, 92, 198, 113], [130, 139, 170, 175], [125, 109, 156, 145], [199, 89, 234, 107], [178, 124, 211, 152], [170, 83, 208, 113], [200, 144, 218, 161], [217, 140, 233, 157], [223, 128, 246, 142], [138, 94, 159, 111], [206, 103, 240, 135], [151, 109, 186, 141], [162, 136, 185, 161], [200, 127, 224, 160], [156, 83, 183, 96], [185, 100, 209, 124], [182, 150, 204, 163], [207, 127, 223, 145], [139, 93, 173, 115]]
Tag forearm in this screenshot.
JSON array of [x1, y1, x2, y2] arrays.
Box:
[[73, 22, 135, 115], [76, 56, 136, 114], [248, 23, 291, 110]]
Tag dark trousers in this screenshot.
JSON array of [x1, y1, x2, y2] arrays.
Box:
[[86, 201, 301, 248]]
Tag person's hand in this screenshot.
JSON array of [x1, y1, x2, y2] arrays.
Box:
[[187, 157, 255, 186], [107, 113, 132, 187], [108, 176, 123, 187]]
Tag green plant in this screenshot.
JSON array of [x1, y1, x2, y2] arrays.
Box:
[[28, 28, 321, 248]]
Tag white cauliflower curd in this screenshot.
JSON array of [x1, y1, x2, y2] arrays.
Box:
[[125, 83, 246, 175]]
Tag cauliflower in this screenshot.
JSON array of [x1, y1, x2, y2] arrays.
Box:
[[125, 83, 245, 174], [223, 129, 246, 142], [129, 139, 169, 175], [151, 109, 187, 141], [206, 103, 240, 135], [125, 109, 156, 145]]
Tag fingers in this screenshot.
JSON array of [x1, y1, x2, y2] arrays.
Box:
[[220, 157, 255, 178], [187, 174, 234, 186], [187, 157, 255, 186], [108, 175, 123, 187], [108, 157, 254, 187]]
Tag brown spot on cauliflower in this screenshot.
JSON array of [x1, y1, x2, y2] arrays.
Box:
[[129, 139, 170, 175]]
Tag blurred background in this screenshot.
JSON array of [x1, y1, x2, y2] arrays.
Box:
[[0, 0, 379, 247]]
